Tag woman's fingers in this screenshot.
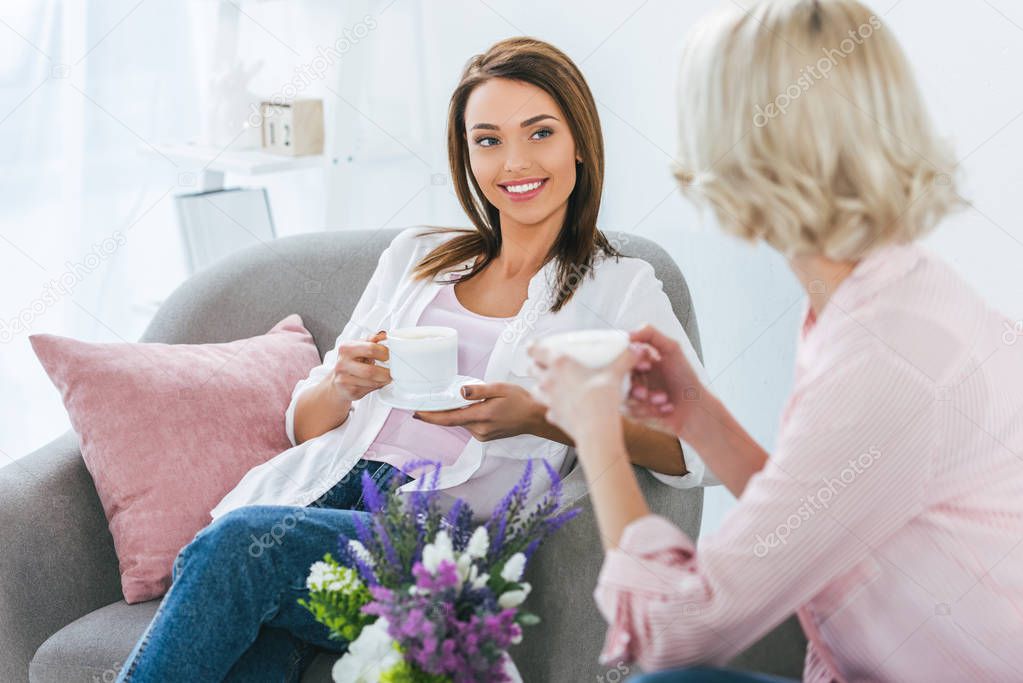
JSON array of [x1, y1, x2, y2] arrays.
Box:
[[625, 396, 654, 415], [610, 344, 642, 376], [632, 364, 670, 396], [629, 324, 680, 358], [341, 360, 391, 384], [629, 341, 661, 364], [526, 341, 552, 366], [415, 405, 481, 426], [343, 340, 389, 363], [625, 399, 671, 429], [364, 342, 389, 362], [338, 372, 386, 390]]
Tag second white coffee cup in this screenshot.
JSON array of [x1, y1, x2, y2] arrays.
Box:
[[531, 328, 632, 402], [533, 329, 630, 368]]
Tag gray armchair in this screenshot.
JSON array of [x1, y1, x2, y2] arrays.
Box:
[[0, 228, 805, 682]]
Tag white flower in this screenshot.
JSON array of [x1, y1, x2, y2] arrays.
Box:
[[422, 529, 454, 574], [502, 653, 523, 683], [331, 618, 401, 683], [500, 552, 526, 583], [348, 540, 375, 568], [306, 561, 361, 594], [466, 564, 491, 591], [498, 583, 531, 609], [471, 571, 490, 590], [466, 526, 489, 559], [456, 552, 473, 585], [498, 590, 525, 608], [306, 561, 334, 592]]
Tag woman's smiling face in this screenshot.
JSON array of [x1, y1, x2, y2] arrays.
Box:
[[464, 77, 579, 230]]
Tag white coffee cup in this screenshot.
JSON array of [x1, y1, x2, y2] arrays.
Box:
[[380, 326, 458, 396], [533, 329, 630, 368], [532, 329, 632, 402]]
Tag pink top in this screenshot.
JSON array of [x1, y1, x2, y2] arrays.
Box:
[[363, 284, 509, 473], [594, 244, 1023, 681]]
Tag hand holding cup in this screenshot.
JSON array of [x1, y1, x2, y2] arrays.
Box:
[[328, 331, 392, 402]]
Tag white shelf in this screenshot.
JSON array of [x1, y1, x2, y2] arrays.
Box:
[[150, 142, 324, 176]]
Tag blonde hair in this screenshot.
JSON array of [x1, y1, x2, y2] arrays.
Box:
[[674, 0, 962, 259]]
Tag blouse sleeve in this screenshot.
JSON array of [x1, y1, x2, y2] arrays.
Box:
[[284, 230, 415, 446], [593, 344, 934, 670]]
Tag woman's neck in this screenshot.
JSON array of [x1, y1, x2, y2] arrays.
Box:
[[789, 253, 859, 317], [491, 205, 567, 279]]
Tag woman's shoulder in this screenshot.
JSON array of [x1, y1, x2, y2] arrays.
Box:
[[589, 251, 660, 286], [554, 252, 666, 318], [389, 225, 464, 254], [381, 226, 472, 276]]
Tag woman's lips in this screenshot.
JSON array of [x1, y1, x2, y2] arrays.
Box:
[[498, 177, 549, 202]]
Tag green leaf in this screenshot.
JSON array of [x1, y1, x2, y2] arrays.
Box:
[[516, 612, 541, 626]]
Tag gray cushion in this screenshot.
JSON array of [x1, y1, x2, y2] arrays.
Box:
[[28, 595, 343, 683], [0, 430, 124, 683], [30, 600, 160, 683]]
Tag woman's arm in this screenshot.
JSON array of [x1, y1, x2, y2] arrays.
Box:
[[533, 412, 688, 476], [293, 331, 391, 445], [416, 381, 688, 477], [674, 391, 766, 497], [532, 338, 934, 671], [575, 423, 652, 550], [566, 394, 762, 549], [293, 374, 352, 445], [285, 229, 427, 447], [626, 324, 769, 495], [611, 260, 720, 487]]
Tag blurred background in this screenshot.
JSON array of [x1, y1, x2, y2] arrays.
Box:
[[2, 0, 1021, 534]]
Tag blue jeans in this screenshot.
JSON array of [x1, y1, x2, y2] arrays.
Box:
[[116, 459, 410, 683], [629, 667, 798, 682]]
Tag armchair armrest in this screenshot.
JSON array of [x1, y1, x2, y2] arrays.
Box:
[[0, 429, 123, 683], [510, 461, 703, 682]]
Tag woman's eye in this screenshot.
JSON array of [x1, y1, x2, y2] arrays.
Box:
[[530, 127, 553, 140], [475, 136, 500, 147]]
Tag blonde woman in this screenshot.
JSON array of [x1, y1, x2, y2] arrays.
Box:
[[531, 1, 1023, 681]]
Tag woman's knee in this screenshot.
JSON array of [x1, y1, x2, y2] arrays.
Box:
[[181, 505, 305, 567]]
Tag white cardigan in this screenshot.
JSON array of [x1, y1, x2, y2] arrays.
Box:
[[211, 227, 716, 521]]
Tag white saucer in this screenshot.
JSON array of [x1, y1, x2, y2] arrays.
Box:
[[378, 376, 486, 412]]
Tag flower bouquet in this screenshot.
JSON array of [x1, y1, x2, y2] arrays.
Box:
[[300, 459, 580, 682]]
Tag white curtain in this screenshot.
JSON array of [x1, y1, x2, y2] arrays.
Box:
[[0, 0, 201, 462], [0, 0, 388, 464]]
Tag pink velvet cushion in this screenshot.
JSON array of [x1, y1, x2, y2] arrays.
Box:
[[29, 314, 321, 604]]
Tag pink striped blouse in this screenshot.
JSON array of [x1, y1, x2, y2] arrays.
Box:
[[595, 243, 1023, 681]]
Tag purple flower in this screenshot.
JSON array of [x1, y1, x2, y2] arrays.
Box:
[[360, 470, 386, 514], [318, 451, 577, 681], [486, 460, 534, 559]]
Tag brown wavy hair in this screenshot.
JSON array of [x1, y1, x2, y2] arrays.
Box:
[[413, 37, 619, 313]]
